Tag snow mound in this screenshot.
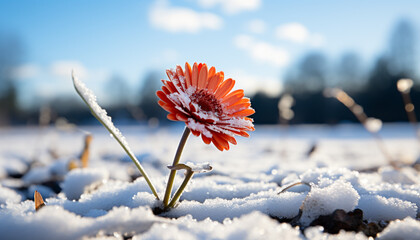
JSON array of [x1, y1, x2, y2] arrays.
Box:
[[0, 155, 28, 177], [22, 158, 71, 185], [0, 184, 21, 205], [181, 176, 278, 202], [62, 168, 109, 200], [379, 166, 419, 184], [22, 166, 51, 184], [378, 217, 420, 240], [0, 205, 164, 240], [139, 211, 303, 240], [305, 226, 369, 240], [165, 190, 305, 221], [358, 195, 417, 221], [300, 180, 360, 226]]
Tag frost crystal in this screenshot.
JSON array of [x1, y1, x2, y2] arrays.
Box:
[[185, 162, 213, 173]]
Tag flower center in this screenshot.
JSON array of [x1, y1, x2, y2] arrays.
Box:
[[191, 89, 223, 115]]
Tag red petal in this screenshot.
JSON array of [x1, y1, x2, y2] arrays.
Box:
[[156, 90, 172, 104], [176, 113, 189, 121], [164, 80, 178, 93], [201, 134, 211, 144], [226, 102, 251, 113], [232, 108, 255, 117], [166, 69, 174, 81], [222, 89, 244, 106], [221, 134, 237, 145], [161, 85, 171, 95], [215, 78, 235, 99], [227, 128, 250, 137], [159, 101, 176, 113], [213, 134, 230, 151], [192, 63, 199, 87], [176, 65, 186, 90], [197, 64, 208, 90], [208, 67, 216, 79], [207, 72, 223, 93], [191, 129, 201, 137], [167, 113, 178, 121], [211, 137, 225, 151], [185, 62, 192, 88]]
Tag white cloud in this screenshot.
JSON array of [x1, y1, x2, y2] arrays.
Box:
[[10, 64, 40, 79], [275, 22, 325, 46], [247, 19, 266, 34], [234, 35, 290, 67], [275, 23, 309, 43], [199, 0, 261, 14], [232, 69, 283, 97], [149, 0, 223, 33], [50, 60, 88, 80]]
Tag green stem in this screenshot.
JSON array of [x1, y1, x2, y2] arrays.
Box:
[[166, 170, 194, 209], [73, 80, 160, 199], [163, 127, 191, 207], [100, 118, 159, 199]]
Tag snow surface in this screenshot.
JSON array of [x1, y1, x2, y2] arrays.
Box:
[[0, 124, 419, 239], [378, 217, 420, 240]]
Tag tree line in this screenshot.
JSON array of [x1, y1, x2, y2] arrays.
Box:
[[0, 19, 419, 126]]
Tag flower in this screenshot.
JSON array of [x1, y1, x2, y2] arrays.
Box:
[[156, 62, 255, 151]]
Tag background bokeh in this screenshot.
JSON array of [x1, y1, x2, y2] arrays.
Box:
[[1, 0, 420, 126]]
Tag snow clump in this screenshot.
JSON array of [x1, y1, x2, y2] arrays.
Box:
[[300, 180, 360, 226], [62, 168, 109, 200], [378, 217, 420, 240]]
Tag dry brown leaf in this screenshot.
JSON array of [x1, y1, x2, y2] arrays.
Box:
[[34, 190, 45, 211]]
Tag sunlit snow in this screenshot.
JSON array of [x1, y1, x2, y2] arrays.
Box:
[[0, 124, 419, 239]]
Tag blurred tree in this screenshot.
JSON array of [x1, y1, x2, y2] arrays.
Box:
[[284, 52, 328, 93], [250, 91, 279, 124], [388, 19, 417, 77], [0, 32, 23, 125], [361, 55, 405, 122], [334, 52, 365, 92], [138, 71, 166, 121], [366, 56, 394, 91], [281, 52, 329, 123], [104, 74, 131, 107]]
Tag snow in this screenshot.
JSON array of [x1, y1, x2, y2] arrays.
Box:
[[164, 189, 305, 221], [0, 184, 21, 205], [377, 217, 420, 240], [139, 212, 303, 240], [0, 205, 163, 240], [0, 124, 419, 239], [305, 226, 369, 240], [300, 180, 360, 226], [358, 195, 417, 221], [62, 168, 109, 200]]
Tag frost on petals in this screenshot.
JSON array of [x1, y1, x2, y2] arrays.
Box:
[[157, 62, 255, 151]]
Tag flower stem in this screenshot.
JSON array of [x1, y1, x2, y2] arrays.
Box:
[[72, 74, 160, 199], [163, 127, 191, 207], [166, 170, 194, 209]]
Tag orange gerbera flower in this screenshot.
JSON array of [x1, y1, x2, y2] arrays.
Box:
[[156, 62, 255, 151]]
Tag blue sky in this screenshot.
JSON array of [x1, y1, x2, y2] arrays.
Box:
[[1, 0, 420, 108]]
